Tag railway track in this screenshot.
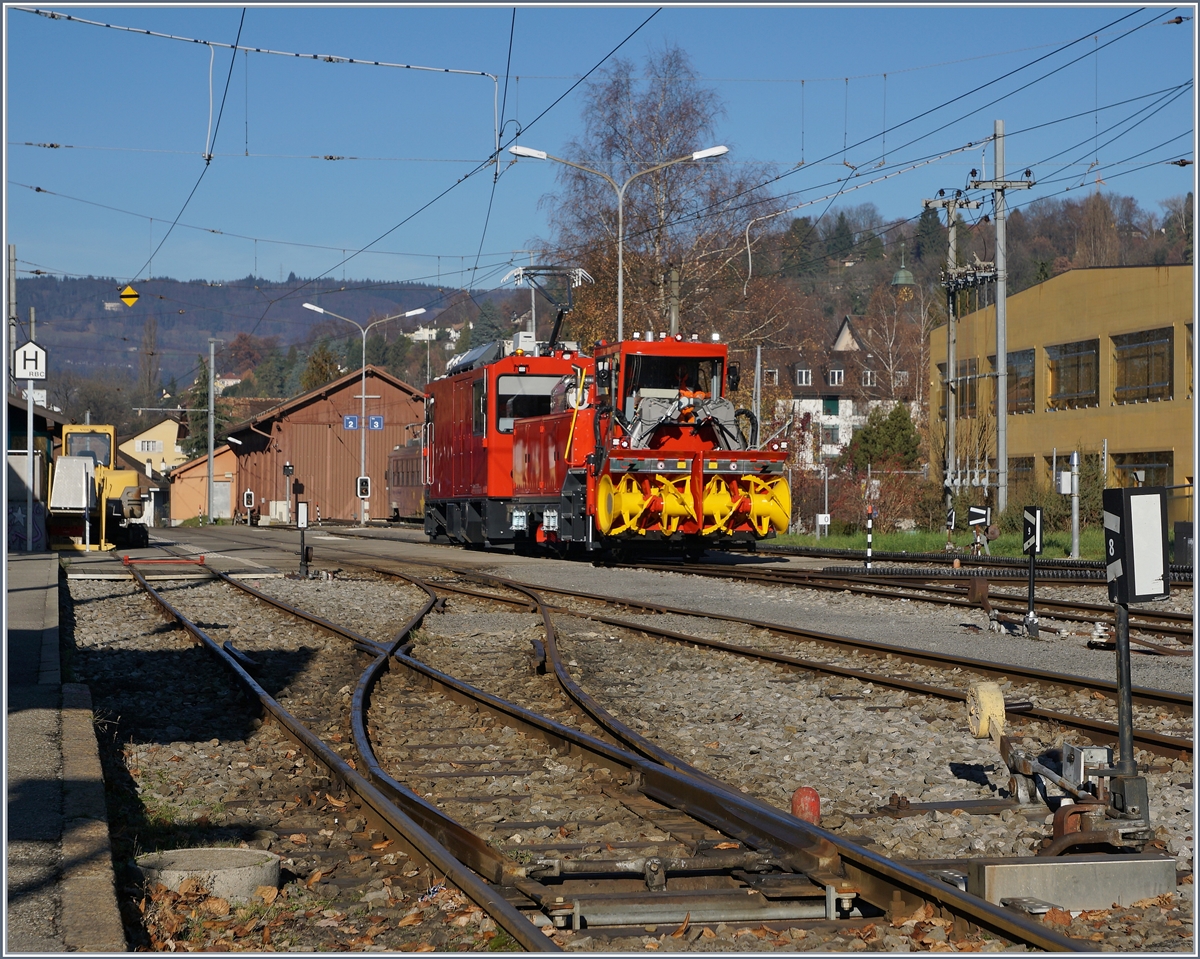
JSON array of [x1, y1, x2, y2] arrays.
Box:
[[611, 558, 1194, 650], [758, 544, 1194, 584], [84, 532, 1190, 950], [310, 555, 1189, 761], [105, 552, 1098, 952]]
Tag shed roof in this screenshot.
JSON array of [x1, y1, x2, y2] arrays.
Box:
[[224, 365, 422, 437]]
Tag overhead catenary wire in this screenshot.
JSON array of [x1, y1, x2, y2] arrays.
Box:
[[129, 9, 246, 283]]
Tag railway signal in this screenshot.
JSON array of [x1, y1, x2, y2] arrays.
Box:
[[967, 506, 989, 526], [357, 476, 371, 500], [1022, 506, 1042, 637], [1099, 486, 1168, 829]]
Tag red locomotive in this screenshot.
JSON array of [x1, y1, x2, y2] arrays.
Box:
[[419, 329, 791, 554]]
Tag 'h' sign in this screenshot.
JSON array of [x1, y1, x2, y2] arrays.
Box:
[[15, 341, 47, 380]]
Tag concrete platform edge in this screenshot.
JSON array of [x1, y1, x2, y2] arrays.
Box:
[[60, 683, 127, 952]]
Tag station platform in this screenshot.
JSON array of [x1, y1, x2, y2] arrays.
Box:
[[6, 551, 126, 953]]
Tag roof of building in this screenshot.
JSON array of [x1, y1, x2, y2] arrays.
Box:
[[224, 365, 422, 436]]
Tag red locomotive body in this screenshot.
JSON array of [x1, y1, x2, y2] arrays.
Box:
[[511, 335, 791, 550], [422, 341, 591, 545], [422, 333, 791, 553]]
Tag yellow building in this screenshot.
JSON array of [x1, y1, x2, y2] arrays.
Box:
[[118, 417, 189, 473], [930, 265, 1193, 524]]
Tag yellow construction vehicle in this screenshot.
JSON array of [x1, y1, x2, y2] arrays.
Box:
[[48, 424, 148, 550]]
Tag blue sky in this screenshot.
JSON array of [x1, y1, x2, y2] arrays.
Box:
[[4, 3, 1195, 294]]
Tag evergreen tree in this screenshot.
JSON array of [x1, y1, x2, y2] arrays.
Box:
[[912, 207, 946, 263], [300, 341, 343, 392], [824, 212, 855, 261], [859, 230, 884, 261], [472, 300, 510, 346], [839, 403, 921, 472], [385, 337, 411, 378], [180, 355, 233, 460], [780, 217, 827, 278]]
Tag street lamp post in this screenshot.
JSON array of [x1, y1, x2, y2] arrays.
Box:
[[508, 143, 729, 342], [302, 303, 426, 525]]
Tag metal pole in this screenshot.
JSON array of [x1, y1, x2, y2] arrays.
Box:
[[753, 345, 762, 433], [360, 332, 367, 526], [866, 509, 873, 570], [994, 120, 1009, 516], [946, 256, 956, 532], [207, 338, 216, 524], [27, 377, 34, 551], [617, 181, 626, 342], [668, 267, 680, 336], [1025, 546, 1039, 639], [1114, 603, 1136, 774], [823, 464, 829, 540], [1070, 450, 1080, 559], [528, 251, 536, 337], [8, 245, 17, 392]]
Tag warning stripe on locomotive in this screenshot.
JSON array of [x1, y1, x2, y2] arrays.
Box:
[[608, 457, 785, 474]]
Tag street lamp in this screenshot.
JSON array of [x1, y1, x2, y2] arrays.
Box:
[[508, 142, 729, 342], [302, 302, 426, 525]]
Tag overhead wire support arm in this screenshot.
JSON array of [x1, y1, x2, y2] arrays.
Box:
[[971, 119, 1035, 516], [922, 191, 982, 537]]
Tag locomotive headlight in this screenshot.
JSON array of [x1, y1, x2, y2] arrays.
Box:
[[620, 439, 629, 448], [770, 442, 780, 451], [780, 441, 789, 450], [711, 332, 721, 342]]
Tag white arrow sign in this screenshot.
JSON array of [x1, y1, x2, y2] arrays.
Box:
[[15, 341, 47, 380]]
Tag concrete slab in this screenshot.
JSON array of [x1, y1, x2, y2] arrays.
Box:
[[968, 853, 1177, 911]]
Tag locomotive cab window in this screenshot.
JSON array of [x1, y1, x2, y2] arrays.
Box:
[[622, 355, 723, 416], [471, 378, 486, 435], [66, 431, 112, 467], [495, 375, 560, 432], [550, 373, 594, 414]]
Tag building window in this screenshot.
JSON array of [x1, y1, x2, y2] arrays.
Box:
[[1187, 323, 1193, 397], [893, 370, 910, 388], [137, 439, 164, 453], [822, 396, 839, 416], [1008, 456, 1035, 483], [1113, 328, 1172, 403], [821, 425, 840, 446], [956, 358, 978, 418], [1112, 451, 1173, 488], [991, 350, 1035, 414], [1047, 339, 1099, 410], [937, 363, 948, 421], [861, 370, 877, 388], [827, 368, 844, 386], [795, 368, 812, 387], [763, 369, 778, 386]]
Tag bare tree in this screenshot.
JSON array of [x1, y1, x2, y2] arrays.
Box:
[[541, 44, 781, 345]]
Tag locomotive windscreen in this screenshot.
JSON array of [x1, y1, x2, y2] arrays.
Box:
[[623, 355, 723, 401], [495, 375, 561, 432]]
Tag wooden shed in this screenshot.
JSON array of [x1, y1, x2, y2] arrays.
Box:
[[168, 445, 238, 523], [225, 366, 424, 523]]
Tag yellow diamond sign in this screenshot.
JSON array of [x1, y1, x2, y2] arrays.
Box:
[[119, 284, 139, 307]]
